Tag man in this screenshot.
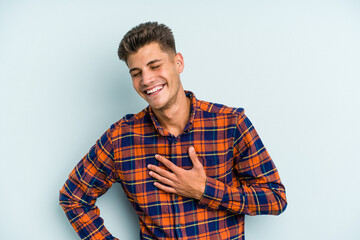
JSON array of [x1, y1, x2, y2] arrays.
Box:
[[59, 22, 287, 240]]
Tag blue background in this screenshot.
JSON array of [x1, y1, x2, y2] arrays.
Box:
[[1, 0, 359, 239]]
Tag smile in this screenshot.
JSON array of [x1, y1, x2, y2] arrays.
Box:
[[145, 85, 165, 95]]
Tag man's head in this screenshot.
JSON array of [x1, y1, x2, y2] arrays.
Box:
[[118, 22, 185, 111], [118, 22, 176, 64]]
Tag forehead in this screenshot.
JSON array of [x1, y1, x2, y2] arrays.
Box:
[[127, 42, 173, 69]]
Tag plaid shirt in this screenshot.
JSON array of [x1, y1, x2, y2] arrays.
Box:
[[59, 91, 287, 240]]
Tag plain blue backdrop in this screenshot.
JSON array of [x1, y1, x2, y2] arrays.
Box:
[[1, 0, 359, 239]]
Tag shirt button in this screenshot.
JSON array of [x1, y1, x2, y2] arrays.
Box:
[[178, 224, 182, 227]]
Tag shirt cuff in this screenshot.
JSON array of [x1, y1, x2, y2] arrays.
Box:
[[198, 177, 225, 209]]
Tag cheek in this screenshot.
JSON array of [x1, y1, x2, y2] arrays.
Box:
[[132, 79, 140, 91]]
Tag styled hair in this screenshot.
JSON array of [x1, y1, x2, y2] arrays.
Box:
[[118, 22, 176, 62]]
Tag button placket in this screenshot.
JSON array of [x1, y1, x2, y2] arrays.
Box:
[[169, 135, 185, 238]]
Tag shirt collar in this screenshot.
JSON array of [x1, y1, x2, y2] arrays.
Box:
[[147, 90, 198, 137]]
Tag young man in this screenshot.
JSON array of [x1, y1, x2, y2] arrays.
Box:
[[59, 22, 287, 240]]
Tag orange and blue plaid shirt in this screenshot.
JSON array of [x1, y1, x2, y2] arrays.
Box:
[[59, 91, 287, 240]]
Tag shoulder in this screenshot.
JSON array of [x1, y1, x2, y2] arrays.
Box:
[[196, 98, 245, 117], [107, 107, 149, 137]]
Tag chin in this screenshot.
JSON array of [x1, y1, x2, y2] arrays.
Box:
[[147, 96, 169, 110], [150, 100, 170, 111], [149, 103, 165, 110]]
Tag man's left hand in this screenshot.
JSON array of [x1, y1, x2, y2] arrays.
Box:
[[147, 146, 207, 200]]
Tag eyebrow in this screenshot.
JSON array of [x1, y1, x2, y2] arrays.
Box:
[[129, 59, 163, 73]]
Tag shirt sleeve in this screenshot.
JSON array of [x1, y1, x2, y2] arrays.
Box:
[[198, 111, 287, 216], [59, 129, 119, 240]]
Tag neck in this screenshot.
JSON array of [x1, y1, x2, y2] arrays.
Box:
[[152, 90, 191, 137]]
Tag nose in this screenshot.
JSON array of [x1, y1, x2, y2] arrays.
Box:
[[141, 70, 155, 86]]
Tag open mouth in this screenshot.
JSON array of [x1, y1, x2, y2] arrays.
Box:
[[145, 84, 165, 95]]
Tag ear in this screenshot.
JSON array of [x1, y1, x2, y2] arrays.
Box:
[[175, 53, 184, 73]]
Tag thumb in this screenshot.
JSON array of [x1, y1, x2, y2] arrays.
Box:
[[188, 146, 202, 169]]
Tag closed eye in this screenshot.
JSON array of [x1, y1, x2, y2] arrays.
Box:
[[151, 65, 160, 69], [131, 72, 141, 78]]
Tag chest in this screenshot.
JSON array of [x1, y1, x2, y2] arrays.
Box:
[[113, 124, 237, 196]]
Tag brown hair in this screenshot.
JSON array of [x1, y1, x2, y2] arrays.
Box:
[[118, 22, 176, 62]]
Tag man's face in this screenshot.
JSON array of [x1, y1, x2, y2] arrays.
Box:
[[127, 42, 184, 111]]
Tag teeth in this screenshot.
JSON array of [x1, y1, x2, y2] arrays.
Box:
[[146, 85, 163, 94]]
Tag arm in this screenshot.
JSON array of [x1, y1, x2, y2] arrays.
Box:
[[59, 129, 119, 240], [198, 111, 287, 216]]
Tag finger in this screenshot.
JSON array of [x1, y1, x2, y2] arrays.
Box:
[[153, 182, 176, 194], [188, 146, 202, 168], [155, 154, 179, 172], [148, 165, 176, 181], [148, 171, 175, 187]]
